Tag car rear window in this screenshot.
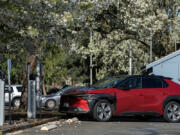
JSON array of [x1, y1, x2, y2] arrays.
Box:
[[17, 86, 22, 92], [118, 77, 142, 89], [142, 77, 163, 88]]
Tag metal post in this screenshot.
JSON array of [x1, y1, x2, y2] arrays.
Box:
[[129, 40, 133, 75], [90, 29, 93, 85], [90, 53, 93, 85], [36, 53, 40, 109], [149, 28, 152, 63], [7, 59, 12, 124], [174, 32, 177, 51], [0, 79, 5, 126], [39, 63, 43, 119], [36, 52, 41, 118], [32, 80, 36, 119], [27, 63, 32, 118]]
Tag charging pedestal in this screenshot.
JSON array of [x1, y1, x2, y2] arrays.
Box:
[[27, 80, 36, 119], [0, 79, 5, 126]]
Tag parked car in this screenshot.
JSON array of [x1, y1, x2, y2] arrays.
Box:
[[46, 88, 61, 95], [41, 86, 75, 110], [59, 75, 180, 122], [5, 85, 22, 108], [42, 77, 122, 110]]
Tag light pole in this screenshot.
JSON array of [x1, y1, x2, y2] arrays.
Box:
[[90, 52, 93, 85], [129, 40, 133, 75], [89, 29, 93, 85], [149, 28, 152, 63]]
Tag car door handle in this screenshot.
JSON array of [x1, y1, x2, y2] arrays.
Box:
[[139, 94, 143, 96]]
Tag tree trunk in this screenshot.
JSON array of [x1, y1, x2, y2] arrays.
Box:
[[20, 55, 37, 110]]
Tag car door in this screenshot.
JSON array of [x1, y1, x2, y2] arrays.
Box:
[[4, 87, 13, 103], [4, 87, 9, 103], [115, 77, 145, 114], [140, 77, 166, 113], [178, 64, 180, 84]]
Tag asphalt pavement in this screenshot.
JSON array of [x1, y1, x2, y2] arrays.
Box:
[[13, 116, 180, 135]]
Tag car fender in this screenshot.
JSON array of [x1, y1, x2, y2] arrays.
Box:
[[12, 96, 21, 100], [87, 93, 116, 113], [163, 95, 180, 111], [11, 96, 21, 105]]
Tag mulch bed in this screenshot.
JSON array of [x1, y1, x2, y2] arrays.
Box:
[[0, 108, 62, 133]]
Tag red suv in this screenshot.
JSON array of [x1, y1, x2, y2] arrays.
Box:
[[60, 76, 180, 122]]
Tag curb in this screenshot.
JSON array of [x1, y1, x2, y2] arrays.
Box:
[[0, 117, 61, 134]]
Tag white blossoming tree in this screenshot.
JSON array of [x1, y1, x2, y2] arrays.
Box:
[[0, 0, 179, 108], [76, 0, 180, 79]]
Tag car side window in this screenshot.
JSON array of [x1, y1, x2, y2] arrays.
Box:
[[4, 87, 13, 93], [17, 87, 22, 92], [4, 87, 8, 93], [104, 80, 122, 88], [119, 77, 141, 89], [142, 77, 163, 88]]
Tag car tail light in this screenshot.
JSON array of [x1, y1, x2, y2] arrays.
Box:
[[61, 96, 90, 111], [71, 97, 89, 111]]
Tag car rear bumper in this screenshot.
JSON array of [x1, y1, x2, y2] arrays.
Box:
[[59, 107, 90, 114]]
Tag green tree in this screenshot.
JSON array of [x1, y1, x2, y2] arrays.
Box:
[[0, 0, 179, 109]]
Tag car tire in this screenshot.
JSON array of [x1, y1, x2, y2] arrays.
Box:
[[93, 100, 112, 122], [163, 101, 180, 123], [13, 98, 21, 108], [46, 100, 56, 110]]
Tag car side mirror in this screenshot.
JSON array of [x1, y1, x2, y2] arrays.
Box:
[[119, 84, 130, 90]]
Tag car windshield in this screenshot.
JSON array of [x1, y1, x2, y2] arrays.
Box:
[[56, 86, 73, 95], [92, 76, 128, 88], [47, 89, 60, 95]]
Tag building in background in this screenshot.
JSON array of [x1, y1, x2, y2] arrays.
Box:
[[142, 50, 180, 84]]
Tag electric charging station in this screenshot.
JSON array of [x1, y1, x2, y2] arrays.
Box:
[[0, 80, 5, 126], [0, 71, 5, 126], [27, 64, 36, 119]]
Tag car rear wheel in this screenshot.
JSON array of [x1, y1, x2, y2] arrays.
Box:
[[164, 101, 180, 123], [93, 100, 112, 122], [13, 98, 21, 108], [46, 100, 56, 110]]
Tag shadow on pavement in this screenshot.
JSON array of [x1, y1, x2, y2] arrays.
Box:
[[5, 109, 62, 122], [61, 114, 166, 123]]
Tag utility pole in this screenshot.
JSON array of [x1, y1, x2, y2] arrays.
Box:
[[129, 40, 133, 75], [149, 28, 152, 63]]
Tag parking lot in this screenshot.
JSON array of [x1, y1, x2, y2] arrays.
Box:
[[15, 116, 180, 135]]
